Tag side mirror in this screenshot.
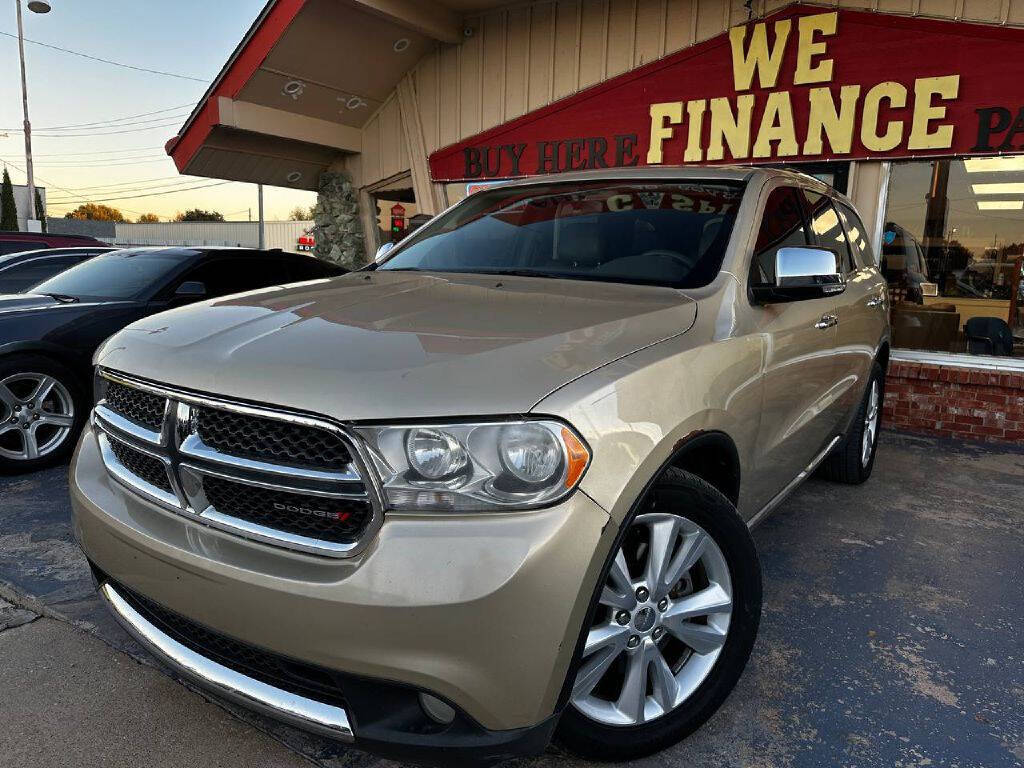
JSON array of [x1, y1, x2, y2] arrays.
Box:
[[174, 280, 207, 298], [751, 247, 845, 304], [375, 242, 396, 262]]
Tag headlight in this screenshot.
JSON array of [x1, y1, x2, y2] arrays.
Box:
[[355, 419, 590, 512]]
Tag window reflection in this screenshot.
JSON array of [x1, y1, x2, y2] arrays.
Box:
[[884, 158, 1024, 358]]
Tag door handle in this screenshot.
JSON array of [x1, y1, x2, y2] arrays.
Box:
[[814, 313, 838, 329], [866, 295, 884, 307]]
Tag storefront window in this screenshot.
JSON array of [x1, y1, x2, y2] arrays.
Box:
[[884, 157, 1024, 358]]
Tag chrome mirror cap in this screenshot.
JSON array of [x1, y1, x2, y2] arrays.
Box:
[[375, 242, 396, 262], [775, 247, 843, 290]]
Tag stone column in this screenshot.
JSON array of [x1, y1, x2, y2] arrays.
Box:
[[313, 171, 366, 270]]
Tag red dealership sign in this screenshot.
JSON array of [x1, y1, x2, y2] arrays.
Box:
[[429, 5, 1024, 182]]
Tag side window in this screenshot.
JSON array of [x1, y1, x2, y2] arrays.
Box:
[[288, 257, 336, 281], [751, 186, 809, 285], [0, 256, 78, 291], [0, 241, 39, 255], [835, 201, 876, 268], [177, 257, 289, 299], [803, 191, 855, 274]]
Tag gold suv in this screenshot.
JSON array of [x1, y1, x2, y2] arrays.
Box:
[[71, 167, 889, 764]]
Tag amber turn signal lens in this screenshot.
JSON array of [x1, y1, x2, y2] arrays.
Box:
[[561, 427, 590, 489]]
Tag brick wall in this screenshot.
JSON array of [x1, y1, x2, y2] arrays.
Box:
[[884, 360, 1024, 443]]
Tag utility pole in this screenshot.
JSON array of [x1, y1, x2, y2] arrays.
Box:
[[15, 0, 51, 229], [257, 183, 265, 249]]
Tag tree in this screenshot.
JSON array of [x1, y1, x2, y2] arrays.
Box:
[[175, 208, 224, 222], [137, 213, 160, 223], [65, 203, 126, 222], [288, 205, 315, 221], [0, 169, 17, 231], [34, 189, 46, 232]]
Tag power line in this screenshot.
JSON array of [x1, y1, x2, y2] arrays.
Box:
[[21, 146, 164, 157], [0, 112, 190, 134], [27, 149, 167, 159], [23, 104, 195, 131], [26, 157, 173, 167], [48, 180, 235, 205], [17, 113, 189, 134], [2, 158, 165, 218], [47, 177, 233, 202], [0, 154, 172, 170], [0, 30, 209, 82], [23, 121, 184, 138], [36, 175, 197, 192]]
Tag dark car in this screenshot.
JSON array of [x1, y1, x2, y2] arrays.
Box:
[[0, 231, 107, 256], [0, 246, 344, 473], [881, 222, 934, 303], [0, 246, 117, 294]]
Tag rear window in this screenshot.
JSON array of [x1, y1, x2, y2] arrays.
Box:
[[378, 181, 745, 289]]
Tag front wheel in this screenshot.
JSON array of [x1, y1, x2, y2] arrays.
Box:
[[557, 469, 762, 761]]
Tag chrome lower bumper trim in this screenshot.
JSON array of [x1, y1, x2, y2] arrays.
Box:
[[99, 582, 354, 741]]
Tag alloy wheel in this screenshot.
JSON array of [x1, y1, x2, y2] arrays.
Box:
[[0, 373, 76, 462], [861, 379, 879, 468], [571, 512, 733, 726]]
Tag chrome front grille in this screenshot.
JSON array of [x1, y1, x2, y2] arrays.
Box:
[[105, 381, 167, 432], [200, 475, 371, 544], [93, 370, 381, 558], [195, 407, 352, 470], [107, 438, 173, 494]]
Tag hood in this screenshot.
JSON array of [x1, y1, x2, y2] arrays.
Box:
[[97, 271, 697, 421]]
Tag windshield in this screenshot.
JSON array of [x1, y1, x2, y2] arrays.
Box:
[[29, 249, 186, 300], [378, 181, 744, 289]]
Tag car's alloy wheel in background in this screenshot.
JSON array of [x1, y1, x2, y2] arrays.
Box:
[[0, 355, 85, 474], [557, 468, 762, 761]]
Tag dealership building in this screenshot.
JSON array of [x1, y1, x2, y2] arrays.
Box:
[[166, 0, 1024, 443]]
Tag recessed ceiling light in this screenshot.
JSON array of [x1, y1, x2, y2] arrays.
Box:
[[977, 200, 1024, 210], [335, 95, 368, 110], [971, 182, 1024, 195], [964, 156, 1024, 173], [282, 80, 305, 99], [393, 38, 410, 53], [286, 171, 303, 183]]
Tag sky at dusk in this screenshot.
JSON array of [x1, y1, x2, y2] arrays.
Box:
[[0, 0, 316, 221]]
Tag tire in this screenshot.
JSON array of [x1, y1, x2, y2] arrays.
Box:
[[556, 468, 762, 762], [819, 361, 884, 485], [0, 354, 87, 474]]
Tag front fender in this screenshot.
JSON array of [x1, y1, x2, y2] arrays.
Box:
[[532, 332, 765, 524]]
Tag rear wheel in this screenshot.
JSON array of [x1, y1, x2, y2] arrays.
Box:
[[557, 469, 761, 761], [0, 355, 85, 474], [819, 361, 883, 484]]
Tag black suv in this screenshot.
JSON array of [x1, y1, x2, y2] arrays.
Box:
[[0, 247, 344, 473]]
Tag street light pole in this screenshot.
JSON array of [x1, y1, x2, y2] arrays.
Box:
[[15, 0, 35, 223], [257, 184, 265, 249], [15, 0, 51, 228]]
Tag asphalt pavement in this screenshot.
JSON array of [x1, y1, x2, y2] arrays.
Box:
[[1, 431, 1022, 768]]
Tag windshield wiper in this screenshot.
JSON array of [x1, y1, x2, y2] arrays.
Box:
[[470, 269, 595, 280], [38, 292, 79, 303]]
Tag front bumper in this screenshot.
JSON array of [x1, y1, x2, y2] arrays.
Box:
[[71, 423, 613, 759]]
